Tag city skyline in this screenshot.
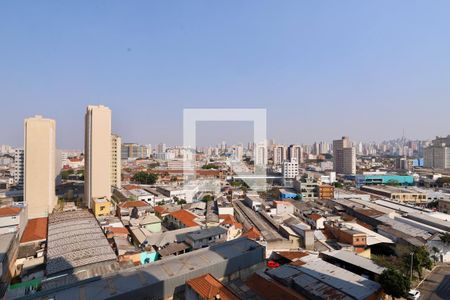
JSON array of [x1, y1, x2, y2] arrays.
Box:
[[1, 1, 450, 148]]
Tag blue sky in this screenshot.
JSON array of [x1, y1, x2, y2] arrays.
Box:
[[1, 1, 449, 148]]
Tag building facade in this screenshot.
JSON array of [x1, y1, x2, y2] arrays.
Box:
[[424, 135, 450, 169], [333, 136, 356, 175], [84, 105, 112, 209], [111, 134, 121, 189], [24, 115, 57, 219], [288, 144, 304, 164]]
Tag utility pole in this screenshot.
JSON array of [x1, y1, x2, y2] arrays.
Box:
[[410, 252, 414, 282]]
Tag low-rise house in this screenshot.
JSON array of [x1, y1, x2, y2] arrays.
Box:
[[134, 214, 162, 233], [185, 227, 227, 249], [219, 214, 243, 241], [186, 273, 239, 300], [305, 213, 325, 230], [92, 197, 111, 218], [166, 209, 203, 229], [118, 200, 153, 223], [105, 227, 129, 239], [0, 206, 26, 236]]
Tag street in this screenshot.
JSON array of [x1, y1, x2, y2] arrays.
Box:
[[418, 264, 450, 300]]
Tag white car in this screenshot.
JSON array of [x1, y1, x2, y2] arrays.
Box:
[[407, 289, 421, 300]]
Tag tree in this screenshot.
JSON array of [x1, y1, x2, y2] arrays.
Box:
[[333, 182, 343, 188], [440, 232, 450, 245], [132, 172, 158, 184], [408, 246, 433, 279], [378, 268, 410, 299], [201, 195, 213, 202]]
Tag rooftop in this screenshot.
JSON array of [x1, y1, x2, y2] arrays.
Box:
[[20, 217, 48, 244], [0, 206, 21, 217], [268, 256, 381, 300], [169, 209, 200, 227], [342, 222, 393, 245], [28, 238, 264, 300], [187, 273, 239, 300], [185, 226, 227, 241], [120, 200, 150, 208], [321, 250, 386, 275], [46, 210, 116, 275]]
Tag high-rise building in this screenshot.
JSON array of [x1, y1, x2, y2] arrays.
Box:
[[14, 148, 24, 188], [424, 135, 450, 169], [121, 143, 147, 159], [273, 144, 287, 165], [288, 145, 304, 163], [157, 143, 167, 154], [333, 136, 356, 175], [84, 105, 112, 209], [254, 143, 267, 167], [24, 115, 57, 218], [282, 159, 299, 179], [111, 134, 121, 189]]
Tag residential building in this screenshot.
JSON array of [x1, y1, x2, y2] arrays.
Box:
[[84, 105, 112, 209], [254, 142, 267, 167], [319, 184, 334, 200], [184, 226, 227, 249], [111, 134, 121, 188], [333, 136, 356, 175], [92, 198, 111, 218], [424, 135, 450, 169], [273, 144, 287, 165], [288, 144, 303, 163], [0, 206, 26, 236], [186, 273, 239, 300], [13, 148, 24, 188], [294, 176, 319, 201], [282, 160, 299, 179], [121, 143, 148, 160], [24, 115, 57, 219]]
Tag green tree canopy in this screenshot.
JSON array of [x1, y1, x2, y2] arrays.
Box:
[[378, 268, 410, 299], [440, 232, 450, 245], [132, 172, 158, 184]]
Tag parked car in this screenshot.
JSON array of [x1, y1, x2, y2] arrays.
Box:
[[407, 289, 421, 300]]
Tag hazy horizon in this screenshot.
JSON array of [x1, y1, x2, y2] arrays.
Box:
[[1, 1, 450, 148]]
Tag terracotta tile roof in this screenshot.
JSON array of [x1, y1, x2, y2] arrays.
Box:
[[308, 213, 323, 221], [154, 206, 167, 214], [123, 184, 141, 191], [169, 209, 199, 227], [106, 227, 129, 235], [0, 206, 21, 217], [241, 226, 261, 240], [20, 217, 48, 243], [219, 214, 243, 229], [120, 201, 149, 208], [186, 273, 239, 300], [246, 273, 307, 300]]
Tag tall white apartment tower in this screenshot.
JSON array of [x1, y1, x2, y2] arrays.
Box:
[[24, 115, 57, 219], [288, 145, 304, 163], [111, 134, 121, 189], [333, 136, 356, 175], [84, 105, 112, 208], [14, 148, 24, 188], [273, 144, 287, 165], [254, 143, 268, 167]]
